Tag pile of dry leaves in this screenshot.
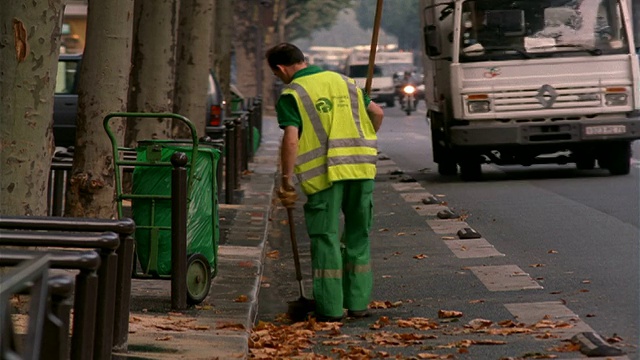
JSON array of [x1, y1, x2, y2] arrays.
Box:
[[248, 305, 591, 359]]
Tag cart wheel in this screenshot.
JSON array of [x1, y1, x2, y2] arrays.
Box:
[[186, 253, 212, 305]]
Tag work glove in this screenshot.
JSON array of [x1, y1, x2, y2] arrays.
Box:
[[277, 177, 298, 208]]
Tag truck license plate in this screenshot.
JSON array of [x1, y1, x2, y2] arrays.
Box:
[[584, 125, 626, 136]]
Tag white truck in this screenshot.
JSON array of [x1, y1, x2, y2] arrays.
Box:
[[345, 50, 415, 107], [420, 0, 640, 179]]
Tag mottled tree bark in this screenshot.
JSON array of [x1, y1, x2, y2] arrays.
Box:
[[127, 0, 178, 147], [65, 0, 134, 218], [173, 0, 214, 138], [233, 0, 259, 98], [0, 1, 63, 216], [213, 0, 234, 115]]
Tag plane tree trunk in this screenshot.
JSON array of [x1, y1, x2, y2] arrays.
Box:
[[0, 1, 63, 216], [65, 0, 134, 218], [173, 0, 214, 138], [126, 0, 178, 147]]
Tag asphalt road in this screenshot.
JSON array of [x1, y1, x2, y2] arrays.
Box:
[[256, 103, 639, 358], [377, 104, 639, 354]]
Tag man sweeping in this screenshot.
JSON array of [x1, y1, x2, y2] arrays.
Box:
[[265, 42, 384, 322]]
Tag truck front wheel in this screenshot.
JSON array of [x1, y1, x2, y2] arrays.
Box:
[[604, 142, 631, 175], [459, 158, 482, 181], [438, 160, 457, 176]]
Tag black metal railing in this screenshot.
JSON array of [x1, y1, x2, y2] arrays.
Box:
[[0, 255, 73, 360], [47, 98, 262, 212], [0, 216, 136, 358], [1, 248, 101, 360]]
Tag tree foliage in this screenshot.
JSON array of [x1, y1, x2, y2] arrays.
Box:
[[285, 0, 354, 41], [353, 0, 421, 51]]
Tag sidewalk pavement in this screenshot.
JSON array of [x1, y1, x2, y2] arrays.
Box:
[[113, 116, 282, 360]]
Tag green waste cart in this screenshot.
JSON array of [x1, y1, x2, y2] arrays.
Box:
[[104, 112, 221, 305]]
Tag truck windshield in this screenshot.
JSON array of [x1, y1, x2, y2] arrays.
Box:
[[459, 0, 629, 62], [348, 64, 384, 78]]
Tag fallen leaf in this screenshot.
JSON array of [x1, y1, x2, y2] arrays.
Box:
[[607, 335, 623, 343], [416, 353, 441, 359], [530, 263, 545, 268], [548, 250, 559, 254], [473, 339, 506, 345], [266, 250, 279, 259], [466, 318, 492, 330], [217, 322, 246, 330], [378, 228, 389, 232], [438, 310, 463, 319], [234, 295, 249, 302], [413, 254, 428, 260], [547, 342, 581, 352], [396, 232, 407, 236], [468, 299, 485, 304]]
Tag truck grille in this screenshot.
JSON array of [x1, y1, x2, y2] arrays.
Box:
[[493, 85, 603, 113]]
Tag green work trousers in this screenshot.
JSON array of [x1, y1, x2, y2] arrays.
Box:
[[303, 179, 374, 317]]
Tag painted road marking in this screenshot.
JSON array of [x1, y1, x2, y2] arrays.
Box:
[[444, 238, 505, 258], [391, 182, 425, 192], [388, 166, 629, 358], [505, 301, 593, 337], [426, 219, 469, 234], [469, 265, 544, 291], [399, 192, 434, 203], [412, 204, 450, 216]]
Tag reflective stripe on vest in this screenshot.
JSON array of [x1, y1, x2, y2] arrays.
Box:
[[313, 268, 342, 279], [284, 72, 377, 194], [344, 263, 372, 274]]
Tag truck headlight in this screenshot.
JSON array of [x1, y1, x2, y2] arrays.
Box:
[[605, 93, 628, 106], [468, 101, 491, 113]]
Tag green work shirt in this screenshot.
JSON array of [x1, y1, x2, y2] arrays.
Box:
[[276, 65, 372, 132]]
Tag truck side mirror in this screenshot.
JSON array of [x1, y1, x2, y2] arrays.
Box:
[[424, 25, 441, 57]]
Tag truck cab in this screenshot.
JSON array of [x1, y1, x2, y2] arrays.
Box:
[[421, 0, 640, 179]]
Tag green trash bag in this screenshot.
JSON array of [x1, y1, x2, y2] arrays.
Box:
[[131, 141, 220, 277]]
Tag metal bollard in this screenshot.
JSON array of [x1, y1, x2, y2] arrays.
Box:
[[200, 136, 224, 207], [224, 120, 236, 204], [42, 274, 75, 360], [247, 102, 255, 163], [170, 152, 188, 310], [234, 115, 245, 175], [49, 162, 71, 216]]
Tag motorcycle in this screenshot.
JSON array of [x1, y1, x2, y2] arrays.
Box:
[[400, 84, 416, 115]]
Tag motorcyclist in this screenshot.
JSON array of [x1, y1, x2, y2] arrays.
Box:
[[397, 71, 419, 108]]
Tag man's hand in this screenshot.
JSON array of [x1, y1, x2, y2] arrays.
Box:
[[277, 177, 297, 208]]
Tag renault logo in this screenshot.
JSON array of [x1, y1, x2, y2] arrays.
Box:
[[536, 84, 558, 108]]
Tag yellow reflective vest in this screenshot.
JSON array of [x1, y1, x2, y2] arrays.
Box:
[[283, 71, 378, 195]]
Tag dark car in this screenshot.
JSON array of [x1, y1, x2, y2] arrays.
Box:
[[204, 70, 226, 140], [53, 53, 82, 148], [53, 54, 226, 147]]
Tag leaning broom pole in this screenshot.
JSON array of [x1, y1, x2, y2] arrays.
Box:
[[365, 0, 385, 94]]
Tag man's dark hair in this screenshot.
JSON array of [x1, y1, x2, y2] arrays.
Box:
[[266, 43, 305, 69]]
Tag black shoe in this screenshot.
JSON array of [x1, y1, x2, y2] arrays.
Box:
[[347, 309, 371, 319], [314, 313, 344, 322]]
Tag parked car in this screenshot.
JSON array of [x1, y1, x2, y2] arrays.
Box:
[[204, 70, 226, 141], [53, 54, 226, 147], [54, 53, 82, 148]]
